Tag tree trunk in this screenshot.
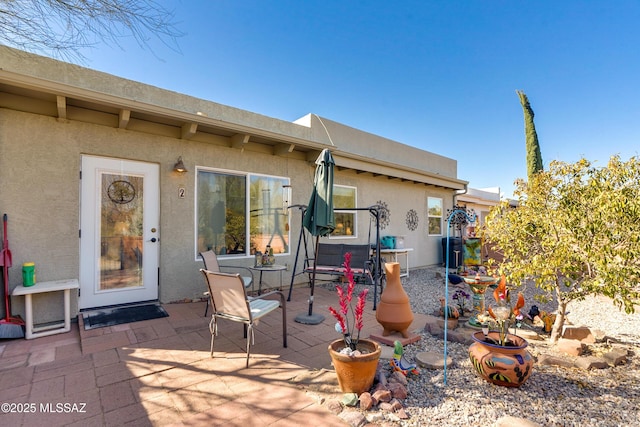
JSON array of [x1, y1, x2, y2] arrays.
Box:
[[549, 300, 568, 343]]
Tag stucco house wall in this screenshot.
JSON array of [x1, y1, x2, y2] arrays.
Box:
[[0, 46, 467, 325]]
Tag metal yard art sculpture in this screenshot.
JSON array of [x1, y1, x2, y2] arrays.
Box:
[[442, 208, 476, 385]]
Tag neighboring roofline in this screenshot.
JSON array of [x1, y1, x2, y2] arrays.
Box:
[[457, 187, 501, 207]]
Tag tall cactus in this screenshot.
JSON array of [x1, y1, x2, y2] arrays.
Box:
[[516, 90, 543, 179]]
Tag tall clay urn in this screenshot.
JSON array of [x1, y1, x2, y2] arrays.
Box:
[[376, 262, 414, 337]]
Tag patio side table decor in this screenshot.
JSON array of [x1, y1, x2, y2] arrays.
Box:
[[249, 264, 286, 295]]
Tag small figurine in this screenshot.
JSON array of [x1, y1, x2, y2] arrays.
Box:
[[390, 340, 419, 376], [439, 298, 460, 319], [540, 311, 556, 333]]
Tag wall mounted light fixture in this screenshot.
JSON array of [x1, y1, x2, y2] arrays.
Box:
[[173, 156, 187, 173]]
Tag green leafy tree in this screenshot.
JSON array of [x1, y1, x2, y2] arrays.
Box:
[[482, 156, 640, 342], [516, 90, 543, 179]]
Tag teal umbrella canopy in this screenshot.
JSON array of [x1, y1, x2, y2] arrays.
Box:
[[303, 149, 335, 237]]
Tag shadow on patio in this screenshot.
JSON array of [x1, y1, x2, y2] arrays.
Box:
[[0, 285, 427, 426]]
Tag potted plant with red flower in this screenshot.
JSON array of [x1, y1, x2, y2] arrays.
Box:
[[327, 252, 381, 394]]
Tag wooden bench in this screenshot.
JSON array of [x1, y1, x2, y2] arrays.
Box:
[[304, 243, 374, 284]]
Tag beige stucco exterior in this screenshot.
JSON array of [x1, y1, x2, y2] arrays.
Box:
[[0, 46, 467, 325]]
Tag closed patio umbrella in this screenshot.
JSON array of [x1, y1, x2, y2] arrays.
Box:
[[296, 149, 335, 324]]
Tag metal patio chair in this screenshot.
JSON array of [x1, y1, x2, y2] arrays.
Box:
[[200, 250, 254, 316], [200, 269, 287, 368]]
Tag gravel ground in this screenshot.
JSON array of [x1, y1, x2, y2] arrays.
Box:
[[372, 266, 640, 427]]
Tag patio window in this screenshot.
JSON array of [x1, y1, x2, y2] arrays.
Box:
[[427, 197, 443, 236], [331, 185, 357, 238], [196, 168, 290, 257]]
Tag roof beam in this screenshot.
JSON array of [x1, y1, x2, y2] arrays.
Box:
[[231, 133, 250, 150], [181, 122, 198, 139], [274, 143, 295, 156], [56, 95, 66, 119], [306, 150, 322, 162], [119, 109, 130, 129]]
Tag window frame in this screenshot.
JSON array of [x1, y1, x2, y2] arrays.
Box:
[[427, 196, 443, 236], [330, 184, 357, 239], [195, 166, 290, 259]]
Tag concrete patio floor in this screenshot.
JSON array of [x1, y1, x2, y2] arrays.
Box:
[[0, 285, 428, 427]]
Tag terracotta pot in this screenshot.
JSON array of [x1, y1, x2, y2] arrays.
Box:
[[375, 262, 414, 337], [468, 331, 534, 387], [328, 339, 381, 394]]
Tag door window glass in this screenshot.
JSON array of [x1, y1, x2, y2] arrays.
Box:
[[100, 174, 144, 289]]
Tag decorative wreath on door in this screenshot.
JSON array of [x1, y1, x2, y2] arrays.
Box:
[[107, 180, 136, 204]]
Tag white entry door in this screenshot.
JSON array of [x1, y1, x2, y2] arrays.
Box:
[[80, 156, 160, 309]]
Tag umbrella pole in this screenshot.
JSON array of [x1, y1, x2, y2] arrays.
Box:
[[287, 205, 307, 302], [294, 235, 325, 325], [309, 236, 319, 316]]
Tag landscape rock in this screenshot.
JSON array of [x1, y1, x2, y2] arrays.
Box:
[[377, 370, 388, 387], [379, 402, 395, 412], [341, 393, 359, 406], [556, 338, 584, 356], [538, 354, 574, 368], [365, 411, 386, 423], [325, 399, 344, 415], [574, 356, 609, 370], [604, 347, 628, 366], [389, 398, 403, 411], [591, 328, 607, 341], [338, 410, 367, 427], [445, 328, 472, 344], [562, 326, 596, 343], [389, 370, 408, 386], [515, 328, 544, 341], [415, 351, 453, 369], [372, 388, 392, 403], [358, 392, 374, 410], [387, 382, 408, 399], [396, 407, 410, 419]]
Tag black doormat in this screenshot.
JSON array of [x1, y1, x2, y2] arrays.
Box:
[[82, 303, 169, 330]]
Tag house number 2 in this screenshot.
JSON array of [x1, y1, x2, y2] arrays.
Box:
[[178, 187, 186, 199]]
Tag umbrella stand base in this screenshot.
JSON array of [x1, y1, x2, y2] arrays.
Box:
[[294, 313, 325, 325]]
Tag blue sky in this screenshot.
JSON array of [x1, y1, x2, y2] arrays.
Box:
[[71, 1, 640, 197]]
